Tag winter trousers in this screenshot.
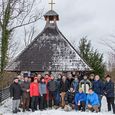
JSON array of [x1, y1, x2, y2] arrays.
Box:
[[97, 94, 102, 111], [49, 91, 58, 107], [106, 97, 115, 113], [76, 101, 86, 111], [12, 99, 20, 111], [88, 105, 99, 112], [31, 96, 38, 111], [60, 92, 66, 108], [22, 97, 30, 111], [39, 94, 47, 110]]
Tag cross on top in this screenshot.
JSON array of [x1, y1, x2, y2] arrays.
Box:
[[49, 0, 55, 10]]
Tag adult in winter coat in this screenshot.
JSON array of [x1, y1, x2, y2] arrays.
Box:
[[47, 76, 58, 108], [30, 77, 40, 112], [71, 77, 79, 93], [10, 77, 22, 113], [21, 76, 30, 112], [86, 88, 100, 113], [64, 87, 75, 111], [55, 74, 62, 107], [67, 74, 74, 89], [60, 76, 70, 108], [89, 74, 94, 84], [39, 78, 47, 110], [92, 75, 104, 111], [75, 88, 87, 111], [103, 75, 115, 114], [79, 75, 92, 94], [44, 74, 52, 105]]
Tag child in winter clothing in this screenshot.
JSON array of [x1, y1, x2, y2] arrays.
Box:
[[10, 77, 22, 113], [75, 88, 86, 111], [86, 88, 100, 113]]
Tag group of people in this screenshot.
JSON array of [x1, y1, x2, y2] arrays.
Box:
[[9, 72, 115, 114]]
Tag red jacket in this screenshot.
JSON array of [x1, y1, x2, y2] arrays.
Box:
[[30, 82, 40, 97], [44, 76, 52, 85]]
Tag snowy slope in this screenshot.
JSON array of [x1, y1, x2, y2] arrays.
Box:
[[0, 96, 113, 115]]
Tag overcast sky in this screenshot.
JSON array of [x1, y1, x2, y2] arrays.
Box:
[[17, 0, 115, 61], [34, 0, 115, 61]]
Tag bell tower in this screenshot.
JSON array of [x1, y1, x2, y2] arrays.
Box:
[[44, 0, 59, 22]]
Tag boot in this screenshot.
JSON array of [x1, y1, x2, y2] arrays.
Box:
[[13, 109, 17, 113]]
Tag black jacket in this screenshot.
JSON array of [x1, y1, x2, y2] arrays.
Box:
[[60, 80, 69, 92], [10, 82, 22, 100], [47, 80, 58, 92], [21, 81, 30, 98], [103, 80, 114, 97], [65, 90, 75, 104], [92, 80, 104, 95]]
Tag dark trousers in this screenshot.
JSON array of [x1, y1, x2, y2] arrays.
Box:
[[107, 97, 115, 113], [39, 94, 47, 110], [31, 96, 38, 111], [76, 101, 86, 111], [22, 97, 30, 110], [97, 94, 102, 111], [49, 91, 58, 107]]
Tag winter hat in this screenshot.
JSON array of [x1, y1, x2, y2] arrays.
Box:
[[105, 75, 111, 78], [13, 77, 18, 80]]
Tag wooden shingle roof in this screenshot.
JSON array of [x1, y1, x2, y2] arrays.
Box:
[[5, 10, 92, 72]]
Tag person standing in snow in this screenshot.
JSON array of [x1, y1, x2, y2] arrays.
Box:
[[89, 74, 94, 84], [79, 75, 92, 94], [55, 74, 62, 107], [86, 88, 100, 113], [71, 77, 79, 93], [39, 77, 47, 110], [30, 77, 40, 112], [92, 75, 104, 111], [44, 73, 52, 107], [67, 74, 74, 89], [10, 77, 22, 113], [47, 76, 58, 108], [60, 75, 69, 108], [75, 88, 87, 111], [21, 75, 30, 112], [103, 75, 115, 114]]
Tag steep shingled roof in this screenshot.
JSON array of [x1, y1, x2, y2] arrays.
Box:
[[5, 10, 92, 72]]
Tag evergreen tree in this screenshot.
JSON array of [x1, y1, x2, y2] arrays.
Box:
[[78, 37, 105, 78]]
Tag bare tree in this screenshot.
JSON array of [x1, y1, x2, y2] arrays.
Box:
[[23, 24, 36, 47], [0, 0, 43, 73]]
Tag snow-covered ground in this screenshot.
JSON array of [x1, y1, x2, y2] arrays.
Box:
[[0, 96, 113, 115]]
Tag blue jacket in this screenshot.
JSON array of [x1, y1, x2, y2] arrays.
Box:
[[86, 92, 100, 106], [39, 82, 47, 95], [71, 80, 79, 92], [92, 80, 104, 95], [75, 92, 86, 105], [103, 80, 114, 97]]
